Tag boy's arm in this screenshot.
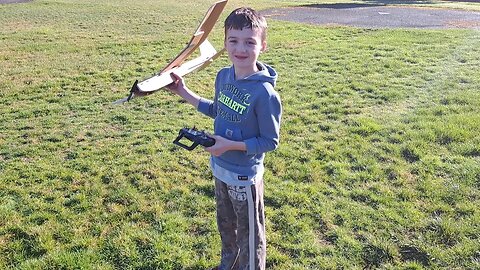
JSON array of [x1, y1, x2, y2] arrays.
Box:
[[168, 73, 217, 118], [244, 89, 282, 155], [167, 73, 201, 108], [205, 135, 246, 157]]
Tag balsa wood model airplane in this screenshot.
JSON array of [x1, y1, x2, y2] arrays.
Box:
[[114, 0, 228, 104]]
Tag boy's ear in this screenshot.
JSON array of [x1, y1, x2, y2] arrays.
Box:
[[261, 40, 267, 52]]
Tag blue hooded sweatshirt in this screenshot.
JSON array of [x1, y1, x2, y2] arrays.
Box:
[[197, 62, 281, 186]]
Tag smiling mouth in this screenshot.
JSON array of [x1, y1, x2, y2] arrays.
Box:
[[235, 55, 248, 60]]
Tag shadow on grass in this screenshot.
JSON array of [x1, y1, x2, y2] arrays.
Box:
[[399, 245, 432, 267]]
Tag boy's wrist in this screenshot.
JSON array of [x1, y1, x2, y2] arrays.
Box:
[[228, 140, 247, 152], [177, 86, 201, 108], [176, 86, 188, 96]]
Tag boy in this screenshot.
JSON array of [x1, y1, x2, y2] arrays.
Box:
[[167, 7, 281, 270]]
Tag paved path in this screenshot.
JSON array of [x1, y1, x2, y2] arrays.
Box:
[[3, 1, 480, 29], [0, 0, 32, 4], [262, 4, 480, 29]]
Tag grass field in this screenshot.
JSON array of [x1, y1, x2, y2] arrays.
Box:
[[1, 0, 479, 269]]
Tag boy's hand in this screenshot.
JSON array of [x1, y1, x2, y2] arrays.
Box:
[[204, 135, 229, 156], [166, 72, 185, 95], [205, 135, 247, 156]]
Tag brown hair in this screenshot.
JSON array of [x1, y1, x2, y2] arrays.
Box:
[[224, 7, 267, 42]]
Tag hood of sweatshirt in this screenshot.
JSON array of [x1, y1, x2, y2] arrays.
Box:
[[230, 62, 278, 87]]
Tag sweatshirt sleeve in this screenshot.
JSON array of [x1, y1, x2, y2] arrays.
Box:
[[244, 87, 282, 155], [197, 98, 216, 119], [197, 70, 221, 119]]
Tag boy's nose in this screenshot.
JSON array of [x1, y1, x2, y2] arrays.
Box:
[[237, 43, 248, 52]]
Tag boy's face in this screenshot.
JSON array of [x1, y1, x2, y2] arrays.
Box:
[[225, 27, 266, 78]]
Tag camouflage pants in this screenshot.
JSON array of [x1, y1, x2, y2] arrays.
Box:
[[214, 177, 266, 270]]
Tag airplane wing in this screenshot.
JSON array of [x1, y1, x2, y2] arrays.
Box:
[[136, 40, 224, 93], [114, 0, 228, 104]]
